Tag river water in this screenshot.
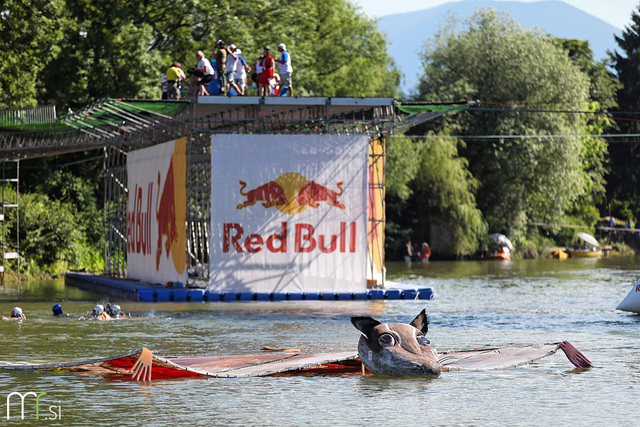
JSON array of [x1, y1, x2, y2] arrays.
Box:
[[1, 256, 639, 426]]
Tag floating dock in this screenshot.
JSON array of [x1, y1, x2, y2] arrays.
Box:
[[65, 272, 435, 303]]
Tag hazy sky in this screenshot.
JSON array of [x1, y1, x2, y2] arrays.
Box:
[[351, 0, 638, 29]]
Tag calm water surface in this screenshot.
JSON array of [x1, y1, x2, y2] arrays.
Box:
[[1, 257, 639, 426]]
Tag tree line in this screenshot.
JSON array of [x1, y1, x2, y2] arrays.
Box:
[[386, 7, 640, 259], [2, 2, 640, 270]]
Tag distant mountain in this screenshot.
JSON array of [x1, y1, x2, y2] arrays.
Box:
[[377, 0, 622, 95]]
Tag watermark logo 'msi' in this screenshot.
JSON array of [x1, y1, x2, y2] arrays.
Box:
[[236, 172, 345, 215], [6, 391, 61, 421], [155, 138, 187, 273]]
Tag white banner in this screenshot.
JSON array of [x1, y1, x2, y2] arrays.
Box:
[[126, 138, 188, 284], [210, 134, 369, 293]]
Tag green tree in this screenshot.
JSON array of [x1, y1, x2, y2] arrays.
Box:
[[289, 0, 401, 96], [35, 0, 400, 108], [4, 192, 103, 274], [609, 5, 640, 217], [384, 135, 486, 258], [384, 136, 423, 257], [412, 135, 487, 257], [41, 0, 164, 108], [0, 0, 67, 109], [414, 8, 597, 244], [554, 39, 614, 225]]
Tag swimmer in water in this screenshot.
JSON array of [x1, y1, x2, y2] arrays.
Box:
[[52, 303, 68, 317], [91, 304, 111, 321], [2, 307, 25, 320], [108, 304, 126, 318]]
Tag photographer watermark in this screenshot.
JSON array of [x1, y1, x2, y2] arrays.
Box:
[[5, 391, 61, 421]]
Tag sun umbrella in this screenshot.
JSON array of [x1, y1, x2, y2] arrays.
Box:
[[577, 232, 599, 247], [488, 233, 513, 250]]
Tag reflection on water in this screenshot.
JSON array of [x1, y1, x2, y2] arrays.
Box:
[[1, 256, 640, 425]]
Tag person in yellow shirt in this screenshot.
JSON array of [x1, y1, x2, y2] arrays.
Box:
[[165, 62, 182, 100]]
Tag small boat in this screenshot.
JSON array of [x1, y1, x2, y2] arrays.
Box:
[[487, 233, 513, 260], [552, 249, 568, 260], [567, 232, 602, 258], [487, 251, 512, 261], [617, 278, 640, 313], [566, 249, 602, 258], [0, 342, 589, 380]]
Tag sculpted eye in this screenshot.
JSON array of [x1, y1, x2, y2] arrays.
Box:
[[378, 333, 397, 347], [417, 335, 430, 346]]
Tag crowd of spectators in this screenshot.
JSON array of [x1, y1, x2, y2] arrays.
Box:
[[160, 41, 293, 99]]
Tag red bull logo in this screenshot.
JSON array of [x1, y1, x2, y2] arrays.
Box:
[[154, 138, 187, 274], [223, 222, 356, 254], [236, 172, 345, 215], [226, 172, 358, 255]]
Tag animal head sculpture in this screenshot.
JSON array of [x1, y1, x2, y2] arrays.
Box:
[[351, 309, 441, 377]]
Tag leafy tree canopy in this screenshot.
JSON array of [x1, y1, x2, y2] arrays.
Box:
[[413, 8, 601, 245], [1, 0, 400, 110], [608, 5, 640, 217]]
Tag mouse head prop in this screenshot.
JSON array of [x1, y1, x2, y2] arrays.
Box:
[[351, 309, 441, 378]]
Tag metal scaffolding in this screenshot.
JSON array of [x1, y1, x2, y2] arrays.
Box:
[[0, 97, 472, 281]]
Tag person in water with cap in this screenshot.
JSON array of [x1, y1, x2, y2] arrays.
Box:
[[2, 307, 25, 320], [108, 304, 126, 318], [51, 304, 69, 317], [91, 304, 111, 321], [52, 303, 68, 317]]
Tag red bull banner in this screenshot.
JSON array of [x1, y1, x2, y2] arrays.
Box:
[[126, 138, 187, 284], [210, 135, 369, 293]]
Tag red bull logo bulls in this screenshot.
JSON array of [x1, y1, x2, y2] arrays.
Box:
[[236, 172, 345, 215], [153, 138, 187, 274]]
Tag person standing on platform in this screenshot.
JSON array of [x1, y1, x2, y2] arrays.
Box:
[[276, 43, 293, 96], [165, 61, 182, 100], [258, 46, 275, 96], [234, 49, 251, 95], [225, 44, 243, 96], [215, 40, 228, 95], [253, 55, 264, 95], [195, 51, 215, 96]]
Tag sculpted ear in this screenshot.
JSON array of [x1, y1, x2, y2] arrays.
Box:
[[410, 309, 429, 335], [350, 316, 381, 340]]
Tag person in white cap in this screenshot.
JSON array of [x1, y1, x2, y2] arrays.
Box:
[[2, 307, 25, 320], [108, 304, 126, 318], [91, 304, 111, 321], [233, 49, 251, 95], [276, 43, 293, 96], [224, 44, 243, 96]]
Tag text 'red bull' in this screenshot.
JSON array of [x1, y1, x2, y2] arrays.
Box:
[[127, 182, 153, 255], [223, 222, 357, 254]]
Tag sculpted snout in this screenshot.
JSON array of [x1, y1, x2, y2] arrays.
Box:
[[357, 336, 441, 377], [351, 309, 442, 378]]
